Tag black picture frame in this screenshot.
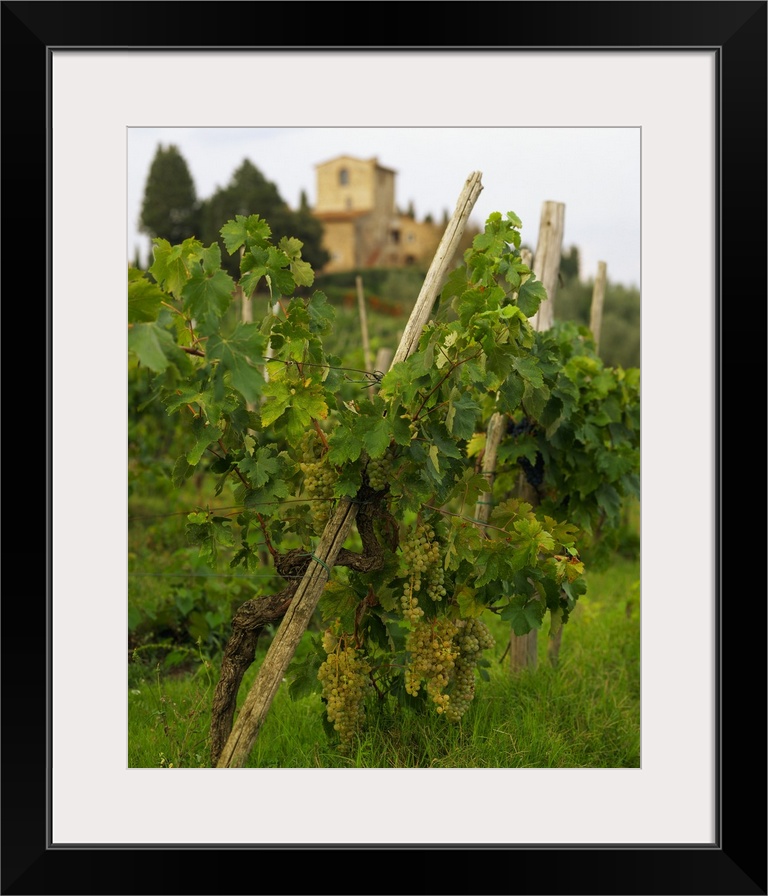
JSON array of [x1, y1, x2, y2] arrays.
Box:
[[4, 2, 766, 894]]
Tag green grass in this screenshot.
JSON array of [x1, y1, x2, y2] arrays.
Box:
[[128, 557, 640, 769]]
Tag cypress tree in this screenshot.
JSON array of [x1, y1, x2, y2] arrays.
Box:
[[139, 144, 199, 247]]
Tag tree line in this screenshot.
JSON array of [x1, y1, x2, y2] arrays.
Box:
[[136, 143, 329, 277], [135, 144, 640, 369]]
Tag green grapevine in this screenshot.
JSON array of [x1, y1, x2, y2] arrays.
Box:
[[128, 206, 639, 760]]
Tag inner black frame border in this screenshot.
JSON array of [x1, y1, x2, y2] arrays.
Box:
[[3, 2, 766, 894]]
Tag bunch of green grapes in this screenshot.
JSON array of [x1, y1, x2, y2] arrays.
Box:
[[398, 521, 448, 624], [404, 615, 459, 714], [444, 617, 495, 722], [298, 431, 337, 534], [365, 446, 395, 492], [317, 626, 372, 751]]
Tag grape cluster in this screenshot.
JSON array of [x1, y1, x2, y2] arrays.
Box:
[[404, 616, 459, 714], [404, 615, 495, 720], [366, 448, 394, 492], [519, 452, 545, 488], [398, 521, 447, 624], [317, 627, 372, 751], [444, 617, 495, 722], [298, 432, 337, 533], [508, 416, 533, 437]]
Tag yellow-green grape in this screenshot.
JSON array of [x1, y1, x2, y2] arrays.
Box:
[[426, 562, 447, 603], [404, 616, 459, 715], [399, 581, 424, 625], [444, 654, 476, 722], [366, 448, 394, 492], [399, 522, 447, 620], [317, 635, 372, 751], [299, 455, 337, 534], [444, 617, 495, 723]]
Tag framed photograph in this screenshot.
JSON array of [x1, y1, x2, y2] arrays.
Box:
[[5, 2, 765, 893]]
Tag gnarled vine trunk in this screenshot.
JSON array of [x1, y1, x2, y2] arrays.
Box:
[[209, 497, 394, 766]]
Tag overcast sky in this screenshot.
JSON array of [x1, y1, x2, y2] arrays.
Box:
[[127, 127, 640, 288]]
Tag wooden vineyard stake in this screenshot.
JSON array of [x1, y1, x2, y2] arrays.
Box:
[[590, 260, 607, 354], [471, 201, 566, 674]]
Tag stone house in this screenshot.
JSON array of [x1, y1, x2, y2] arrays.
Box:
[[312, 155, 444, 274]]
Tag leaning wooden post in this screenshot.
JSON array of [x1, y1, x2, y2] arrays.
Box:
[[215, 171, 484, 768], [510, 202, 565, 674], [589, 261, 607, 354], [392, 172, 483, 365]]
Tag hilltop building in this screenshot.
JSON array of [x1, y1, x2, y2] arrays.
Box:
[[312, 155, 445, 274]]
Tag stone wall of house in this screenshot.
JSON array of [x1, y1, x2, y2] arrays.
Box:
[[312, 154, 443, 273]]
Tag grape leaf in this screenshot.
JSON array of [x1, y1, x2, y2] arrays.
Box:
[[595, 482, 621, 523], [446, 390, 481, 440], [182, 267, 235, 329], [428, 444, 440, 475], [522, 381, 550, 420], [596, 445, 637, 480], [186, 415, 223, 466], [333, 461, 363, 498], [278, 236, 315, 288], [456, 288, 491, 327], [305, 291, 334, 333], [237, 446, 282, 489], [327, 423, 363, 465], [513, 356, 545, 389], [149, 237, 204, 299], [440, 264, 469, 302], [497, 374, 525, 415], [128, 322, 171, 372], [500, 596, 545, 635], [172, 456, 195, 488], [128, 322, 190, 375], [220, 214, 271, 255], [206, 324, 267, 406], [260, 379, 328, 443], [517, 275, 548, 318], [456, 586, 485, 618], [243, 476, 291, 514], [128, 272, 165, 323], [379, 360, 429, 407], [362, 416, 394, 459], [240, 245, 295, 298]]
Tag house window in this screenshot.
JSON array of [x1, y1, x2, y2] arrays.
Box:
[[390, 229, 400, 244], [345, 197, 353, 209], [339, 168, 349, 185]]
